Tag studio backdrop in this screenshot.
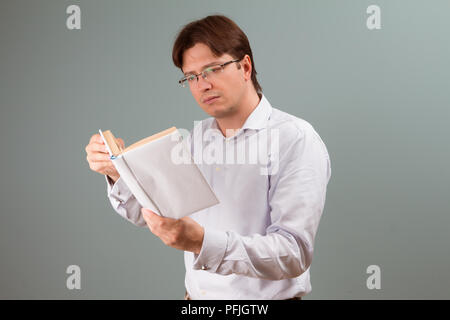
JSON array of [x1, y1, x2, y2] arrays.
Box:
[[0, 0, 449, 299]]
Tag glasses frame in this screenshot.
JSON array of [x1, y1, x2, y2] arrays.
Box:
[[178, 58, 242, 88]]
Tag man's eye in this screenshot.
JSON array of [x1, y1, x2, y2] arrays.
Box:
[[208, 66, 221, 73], [187, 75, 196, 81]]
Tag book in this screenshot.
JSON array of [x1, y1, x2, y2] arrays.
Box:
[[99, 127, 219, 219]]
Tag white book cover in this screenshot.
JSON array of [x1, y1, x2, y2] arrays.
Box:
[[99, 127, 219, 219]]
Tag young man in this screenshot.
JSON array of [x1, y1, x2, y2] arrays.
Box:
[[85, 15, 331, 300]]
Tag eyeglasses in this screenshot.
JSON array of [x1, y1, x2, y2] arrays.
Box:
[[178, 58, 242, 88]]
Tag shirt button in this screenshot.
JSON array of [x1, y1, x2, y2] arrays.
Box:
[[215, 167, 221, 171], [201, 265, 209, 270]]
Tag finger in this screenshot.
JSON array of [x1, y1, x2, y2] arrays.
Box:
[[92, 143, 108, 153], [141, 210, 158, 233], [87, 152, 111, 162], [88, 160, 111, 167], [86, 142, 108, 154], [90, 133, 103, 143], [142, 213, 152, 228], [88, 160, 113, 172], [141, 208, 164, 226], [141, 208, 153, 223], [141, 208, 159, 217], [86, 142, 107, 153], [142, 208, 159, 218]]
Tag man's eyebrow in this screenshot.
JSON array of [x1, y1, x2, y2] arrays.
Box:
[[183, 61, 222, 75]]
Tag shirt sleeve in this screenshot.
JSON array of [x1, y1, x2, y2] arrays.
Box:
[[192, 126, 331, 280], [105, 175, 147, 227]]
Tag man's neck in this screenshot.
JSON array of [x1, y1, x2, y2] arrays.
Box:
[[216, 91, 261, 137]]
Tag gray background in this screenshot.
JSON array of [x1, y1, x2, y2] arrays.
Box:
[[1, 0, 449, 299]]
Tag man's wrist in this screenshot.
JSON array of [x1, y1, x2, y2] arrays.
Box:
[[107, 174, 119, 183], [193, 227, 205, 255]]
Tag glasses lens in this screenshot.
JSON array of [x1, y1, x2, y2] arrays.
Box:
[[179, 75, 196, 88], [201, 66, 222, 81], [187, 75, 197, 86], [179, 63, 228, 88]]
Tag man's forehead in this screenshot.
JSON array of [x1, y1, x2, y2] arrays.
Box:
[[182, 60, 222, 75], [182, 44, 231, 74]]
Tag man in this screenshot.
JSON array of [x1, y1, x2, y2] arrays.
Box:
[[85, 15, 331, 300]]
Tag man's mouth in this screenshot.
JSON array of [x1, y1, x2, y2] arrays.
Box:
[[202, 96, 220, 104]]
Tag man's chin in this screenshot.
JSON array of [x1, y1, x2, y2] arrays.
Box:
[[208, 107, 231, 119], [202, 103, 223, 116], [199, 99, 235, 118]]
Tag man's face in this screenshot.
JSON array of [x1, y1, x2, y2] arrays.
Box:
[[181, 43, 246, 119]]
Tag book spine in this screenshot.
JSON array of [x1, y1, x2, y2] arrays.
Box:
[[111, 155, 161, 215]]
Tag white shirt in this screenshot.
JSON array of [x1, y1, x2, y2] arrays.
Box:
[[106, 95, 331, 299]]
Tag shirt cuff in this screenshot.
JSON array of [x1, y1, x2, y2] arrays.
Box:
[[105, 175, 133, 204], [192, 228, 228, 273]]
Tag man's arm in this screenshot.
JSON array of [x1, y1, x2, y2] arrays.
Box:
[[191, 126, 331, 280], [85, 132, 145, 225]]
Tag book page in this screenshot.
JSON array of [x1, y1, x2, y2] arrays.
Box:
[[122, 129, 219, 219]]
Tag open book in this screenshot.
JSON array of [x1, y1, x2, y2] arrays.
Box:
[[99, 127, 219, 219]]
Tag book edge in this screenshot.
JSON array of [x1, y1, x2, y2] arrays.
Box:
[[122, 127, 177, 154], [100, 129, 122, 157]]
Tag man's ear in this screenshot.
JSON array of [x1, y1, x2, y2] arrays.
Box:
[[242, 55, 252, 80]]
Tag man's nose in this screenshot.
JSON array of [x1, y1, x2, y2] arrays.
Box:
[[196, 75, 212, 91]]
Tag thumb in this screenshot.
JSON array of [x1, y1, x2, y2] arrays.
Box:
[[141, 208, 157, 217]]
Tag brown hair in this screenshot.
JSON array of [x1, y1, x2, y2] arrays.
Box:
[[172, 15, 262, 93]]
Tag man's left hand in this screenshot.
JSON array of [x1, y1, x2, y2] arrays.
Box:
[[141, 208, 204, 254]]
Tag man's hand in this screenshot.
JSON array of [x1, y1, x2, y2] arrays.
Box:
[[141, 208, 204, 254], [85, 133, 125, 183]]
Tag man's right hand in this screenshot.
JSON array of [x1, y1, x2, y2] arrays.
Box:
[[85, 133, 125, 183]]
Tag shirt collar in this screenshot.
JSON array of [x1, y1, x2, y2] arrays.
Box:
[[204, 94, 273, 139], [240, 94, 272, 130]]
